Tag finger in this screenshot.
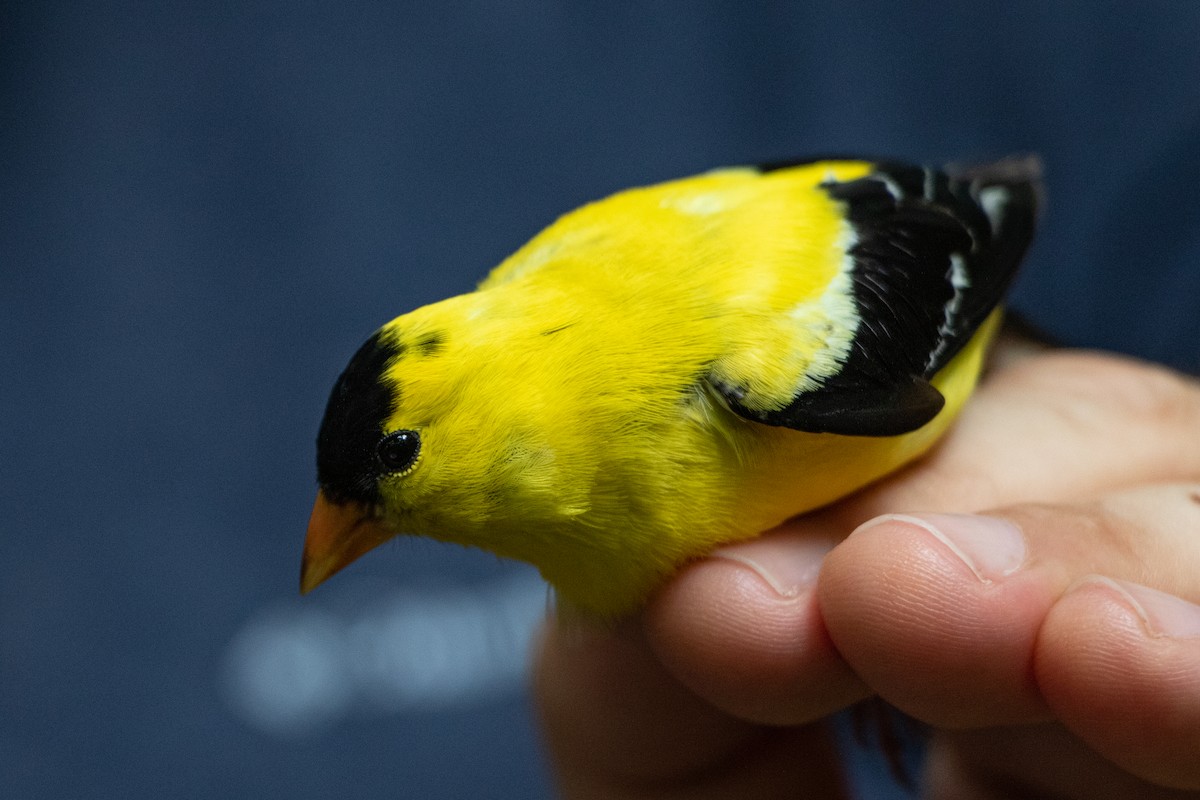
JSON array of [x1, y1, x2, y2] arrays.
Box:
[[534, 618, 848, 799], [1037, 574, 1200, 790], [645, 352, 1200, 727], [644, 532, 863, 725], [818, 483, 1200, 752]]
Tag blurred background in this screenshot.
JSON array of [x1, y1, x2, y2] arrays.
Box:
[[3, 2, 1198, 798]]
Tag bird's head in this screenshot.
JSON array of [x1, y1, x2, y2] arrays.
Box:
[[300, 309, 466, 593], [300, 292, 573, 593]]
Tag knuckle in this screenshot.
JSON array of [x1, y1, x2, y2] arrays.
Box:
[[1018, 352, 1200, 433], [1000, 500, 1142, 570], [1106, 362, 1199, 427]]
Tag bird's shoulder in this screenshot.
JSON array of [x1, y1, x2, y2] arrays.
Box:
[[712, 156, 1040, 436]]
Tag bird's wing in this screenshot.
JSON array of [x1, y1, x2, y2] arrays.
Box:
[[714, 157, 1040, 437]]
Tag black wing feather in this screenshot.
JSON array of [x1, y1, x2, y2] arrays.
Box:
[[723, 157, 1040, 436]]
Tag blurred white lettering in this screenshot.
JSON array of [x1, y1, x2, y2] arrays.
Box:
[[220, 573, 547, 736]]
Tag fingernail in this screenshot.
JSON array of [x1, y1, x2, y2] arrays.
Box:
[[712, 536, 834, 598], [859, 513, 1027, 583], [1078, 576, 1200, 640]]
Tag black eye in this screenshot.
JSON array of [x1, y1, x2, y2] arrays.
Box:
[[376, 429, 421, 474]]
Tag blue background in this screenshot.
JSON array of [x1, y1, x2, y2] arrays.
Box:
[[3, 3, 1198, 798]]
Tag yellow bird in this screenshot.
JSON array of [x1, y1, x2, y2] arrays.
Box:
[[302, 157, 1039, 618]]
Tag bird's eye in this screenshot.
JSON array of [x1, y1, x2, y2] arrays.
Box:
[[376, 429, 421, 474]]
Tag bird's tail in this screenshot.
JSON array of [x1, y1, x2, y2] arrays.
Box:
[[946, 154, 1043, 281]]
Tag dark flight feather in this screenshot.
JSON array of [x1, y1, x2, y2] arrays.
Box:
[[723, 157, 1040, 436]]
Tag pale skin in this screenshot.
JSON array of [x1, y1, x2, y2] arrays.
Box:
[[535, 333, 1200, 799]]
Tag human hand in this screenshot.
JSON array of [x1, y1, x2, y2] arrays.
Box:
[[535, 340, 1200, 798]]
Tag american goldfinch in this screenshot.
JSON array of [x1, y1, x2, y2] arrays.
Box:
[[302, 157, 1039, 618]]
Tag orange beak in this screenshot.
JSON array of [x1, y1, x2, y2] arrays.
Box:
[[300, 491, 394, 593]]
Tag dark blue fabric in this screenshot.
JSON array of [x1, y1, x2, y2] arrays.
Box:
[[3, 3, 1197, 798]]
